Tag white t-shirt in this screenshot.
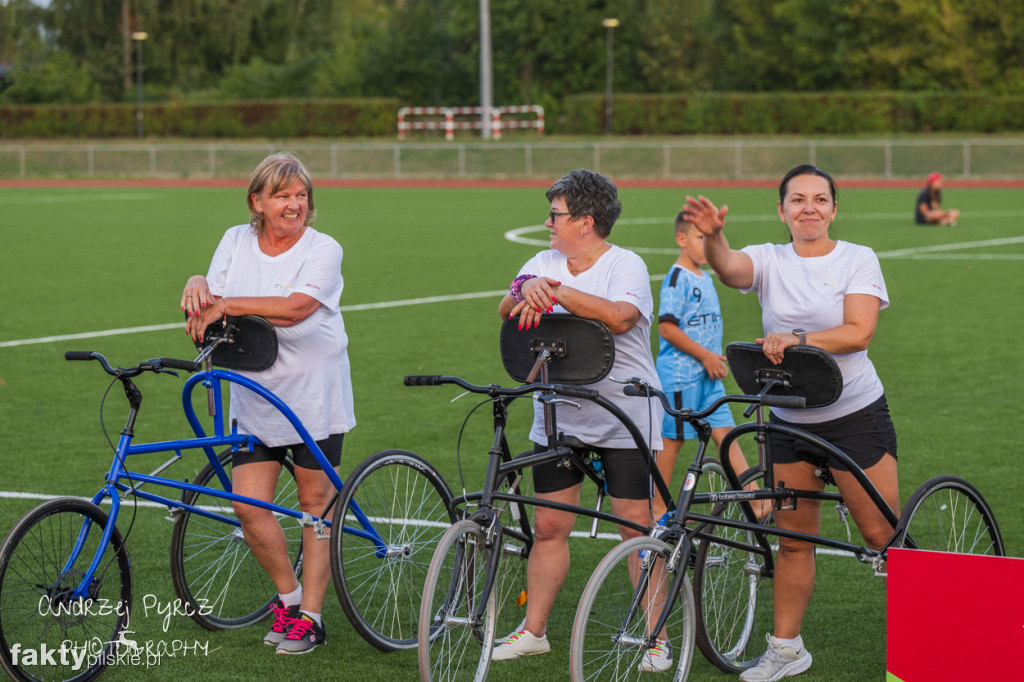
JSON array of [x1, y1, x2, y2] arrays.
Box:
[[741, 240, 888, 423], [518, 245, 664, 450], [207, 224, 355, 446]]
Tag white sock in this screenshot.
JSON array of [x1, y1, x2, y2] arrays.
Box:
[[300, 610, 322, 626], [279, 586, 302, 608], [770, 634, 802, 649]]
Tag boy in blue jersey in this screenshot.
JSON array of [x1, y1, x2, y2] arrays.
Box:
[[655, 211, 759, 517]]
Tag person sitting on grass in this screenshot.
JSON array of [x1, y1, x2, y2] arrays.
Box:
[[914, 172, 960, 226]]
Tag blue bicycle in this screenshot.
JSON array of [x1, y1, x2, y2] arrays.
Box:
[[0, 316, 455, 682]]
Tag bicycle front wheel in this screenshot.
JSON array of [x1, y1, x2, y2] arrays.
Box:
[[169, 448, 301, 630], [490, 451, 533, 644], [331, 449, 455, 652], [418, 519, 496, 682], [0, 497, 133, 682], [692, 467, 773, 674], [570, 536, 696, 681], [894, 475, 1004, 556]]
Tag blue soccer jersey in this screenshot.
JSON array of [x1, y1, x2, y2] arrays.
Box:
[[657, 265, 724, 390]]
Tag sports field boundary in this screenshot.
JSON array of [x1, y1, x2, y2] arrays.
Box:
[[3, 178, 1024, 190]]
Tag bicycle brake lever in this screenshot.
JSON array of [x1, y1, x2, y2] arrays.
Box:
[[611, 376, 649, 391]]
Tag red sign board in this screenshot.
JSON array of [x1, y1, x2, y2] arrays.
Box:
[[887, 548, 1024, 681]]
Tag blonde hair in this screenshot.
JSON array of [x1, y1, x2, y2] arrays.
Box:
[[246, 153, 317, 235]]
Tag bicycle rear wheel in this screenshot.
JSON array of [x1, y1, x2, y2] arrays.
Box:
[[692, 467, 773, 674], [894, 475, 1003, 556], [0, 497, 133, 682], [570, 535, 696, 681], [418, 519, 496, 682], [331, 449, 455, 652], [169, 448, 301, 630]]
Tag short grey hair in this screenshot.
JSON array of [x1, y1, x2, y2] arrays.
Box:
[[545, 168, 622, 238]]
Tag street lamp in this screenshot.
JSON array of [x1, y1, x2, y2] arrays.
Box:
[[602, 18, 619, 135], [131, 31, 148, 139]]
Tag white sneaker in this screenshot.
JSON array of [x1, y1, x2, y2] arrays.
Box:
[[491, 629, 550, 660], [638, 639, 673, 673], [739, 635, 812, 681]]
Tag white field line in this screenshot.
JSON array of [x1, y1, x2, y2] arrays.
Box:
[[0, 291, 506, 349], [505, 218, 1024, 257], [4, 233, 1022, 350], [0, 490, 855, 556], [6, 215, 1010, 561]]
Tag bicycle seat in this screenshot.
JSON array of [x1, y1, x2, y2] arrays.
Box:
[[726, 341, 842, 408], [500, 314, 615, 385], [192, 314, 278, 371]]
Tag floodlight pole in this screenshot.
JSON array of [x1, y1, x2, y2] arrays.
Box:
[[132, 31, 148, 139], [480, 0, 493, 139], [602, 18, 619, 135]]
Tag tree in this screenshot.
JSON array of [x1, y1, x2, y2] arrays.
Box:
[[3, 0, 1024, 107]]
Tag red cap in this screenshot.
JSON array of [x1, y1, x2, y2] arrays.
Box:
[[927, 172, 942, 184]]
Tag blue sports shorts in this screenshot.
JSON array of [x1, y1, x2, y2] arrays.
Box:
[[661, 377, 736, 441]]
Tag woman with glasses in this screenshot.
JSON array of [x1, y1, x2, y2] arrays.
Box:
[[494, 169, 670, 672]]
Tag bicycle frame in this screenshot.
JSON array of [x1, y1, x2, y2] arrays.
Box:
[[679, 408, 901, 563], [450, 385, 675, 542], [66, 365, 385, 601]]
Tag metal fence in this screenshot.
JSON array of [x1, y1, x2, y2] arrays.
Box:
[[2, 137, 1024, 181]]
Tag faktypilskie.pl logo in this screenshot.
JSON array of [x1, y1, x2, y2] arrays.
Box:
[[8, 594, 219, 671]]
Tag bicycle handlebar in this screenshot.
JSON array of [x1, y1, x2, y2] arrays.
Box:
[[404, 374, 600, 402], [65, 351, 202, 376], [622, 380, 805, 418]]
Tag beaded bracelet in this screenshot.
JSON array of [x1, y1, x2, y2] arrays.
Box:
[[509, 274, 536, 304]]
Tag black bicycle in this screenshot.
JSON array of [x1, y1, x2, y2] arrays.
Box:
[[409, 316, 787, 681], [568, 341, 1004, 680]]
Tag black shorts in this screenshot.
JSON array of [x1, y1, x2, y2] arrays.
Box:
[[769, 395, 897, 472], [531, 442, 653, 500], [234, 433, 344, 470]]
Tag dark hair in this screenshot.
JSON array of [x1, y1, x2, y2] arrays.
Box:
[[778, 164, 837, 204], [674, 208, 694, 235], [545, 168, 622, 238]]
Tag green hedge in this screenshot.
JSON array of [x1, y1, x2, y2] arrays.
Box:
[[563, 91, 1024, 135], [2, 92, 1022, 139], [0, 98, 403, 139]]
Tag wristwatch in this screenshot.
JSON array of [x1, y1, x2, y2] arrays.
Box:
[[792, 328, 807, 346]]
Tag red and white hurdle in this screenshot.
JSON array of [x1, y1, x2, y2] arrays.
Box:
[[398, 105, 544, 140]]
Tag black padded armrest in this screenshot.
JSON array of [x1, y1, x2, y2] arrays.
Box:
[[193, 314, 278, 371], [726, 341, 842, 407], [500, 314, 615, 385]]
